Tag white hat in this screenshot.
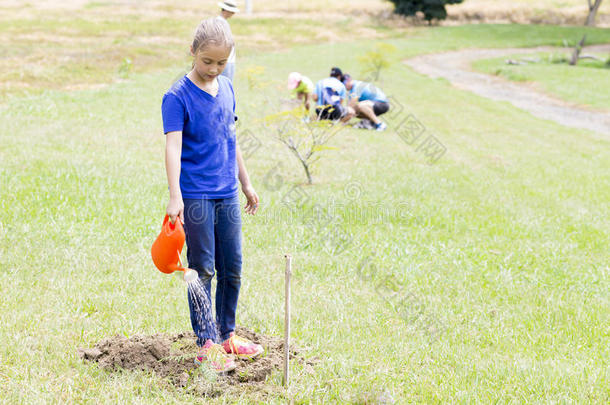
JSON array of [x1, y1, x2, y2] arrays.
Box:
[[287, 72, 302, 89], [218, 1, 240, 13]]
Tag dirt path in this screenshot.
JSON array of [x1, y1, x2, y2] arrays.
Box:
[[405, 45, 610, 135]]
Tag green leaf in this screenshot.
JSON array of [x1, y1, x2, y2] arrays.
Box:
[[311, 145, 339, 152]]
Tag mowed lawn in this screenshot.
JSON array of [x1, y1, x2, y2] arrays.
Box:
[[473, 53, 610, 111], [0, 17, 609, 405]]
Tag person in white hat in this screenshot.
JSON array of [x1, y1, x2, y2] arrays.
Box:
[[218, 0, 239, 16], [287, 72, 315, 111], [217, 1, 239, 81]]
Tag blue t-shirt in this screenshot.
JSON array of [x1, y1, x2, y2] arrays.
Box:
[[350, 80, 388, 103], [162, 75, 238, 199], [315, 77, 347, 107]]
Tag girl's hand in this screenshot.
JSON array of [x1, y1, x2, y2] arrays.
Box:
[[166, 197, 184, 224], [242, 185, 259, 215]]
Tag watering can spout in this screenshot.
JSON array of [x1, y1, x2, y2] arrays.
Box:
[[183, 268, 198, 283], [151, 215, 197, 282]]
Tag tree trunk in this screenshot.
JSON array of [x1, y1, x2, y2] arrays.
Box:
[[585, 0, 604, 26], [302, 161, 313, 185], [287, 144, 313, 184], [570, 34, 587, 65]]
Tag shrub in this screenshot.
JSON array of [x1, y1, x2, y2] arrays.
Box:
[[387, 0, 464, 23]]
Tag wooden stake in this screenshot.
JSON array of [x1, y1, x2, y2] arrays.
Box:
[[283, 254, 292, 387]]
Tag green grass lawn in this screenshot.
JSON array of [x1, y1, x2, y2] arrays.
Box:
[[1, 11, 609, 405], [473, 52, 610, 111]]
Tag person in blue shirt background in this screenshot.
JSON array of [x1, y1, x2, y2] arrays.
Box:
[[314, 67, 354, 123], [161, 17, 263, 374], [343, 74, 389, 131]]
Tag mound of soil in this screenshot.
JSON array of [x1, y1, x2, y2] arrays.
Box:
[[78, 326, 313, 396]]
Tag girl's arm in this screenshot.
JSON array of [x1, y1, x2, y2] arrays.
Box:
[[236, 141, 259, 215], [165, 130, 184, 224]]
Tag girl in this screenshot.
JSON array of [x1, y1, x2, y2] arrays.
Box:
[[161, 17, 263, 373]]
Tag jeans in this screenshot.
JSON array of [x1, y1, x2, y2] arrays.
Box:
[[183, 195, 242, 345]]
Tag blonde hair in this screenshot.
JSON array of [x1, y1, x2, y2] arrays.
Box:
[[192, 17, 234, 54]]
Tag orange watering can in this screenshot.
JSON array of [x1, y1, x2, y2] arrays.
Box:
[[151, 215, 198, 282]]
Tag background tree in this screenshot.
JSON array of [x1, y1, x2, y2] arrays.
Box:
[[263, 108, 341, 185], [357, 43, 397, 81], [585, 0, 604, 26], [388, 0, 464, 24]]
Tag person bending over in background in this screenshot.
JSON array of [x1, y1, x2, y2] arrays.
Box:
[[343, 74, 389, 131], [314, 67, 354, 123], [287, 71, 315, 111]]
